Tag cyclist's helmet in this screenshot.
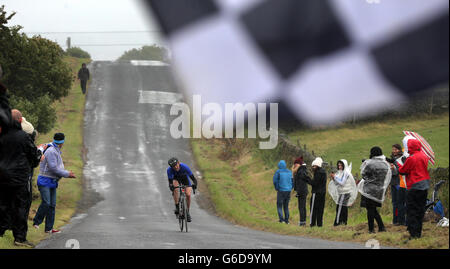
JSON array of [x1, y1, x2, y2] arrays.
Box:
[[168, 157, 179, 168]]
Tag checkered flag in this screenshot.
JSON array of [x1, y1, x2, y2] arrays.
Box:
[[143, 0, 449, 125]]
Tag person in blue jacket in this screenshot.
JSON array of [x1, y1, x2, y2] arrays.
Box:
[[32, 133, 76, 234], [273, 160, 293, 224]]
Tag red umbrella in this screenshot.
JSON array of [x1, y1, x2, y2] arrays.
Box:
[[403, 131, 435, 165]]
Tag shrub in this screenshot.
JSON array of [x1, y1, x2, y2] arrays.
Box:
[[66, 47, 91, 59], [117, 44, 169, 62], [1, 5, 72, 133], [9, 94, 56, 134]]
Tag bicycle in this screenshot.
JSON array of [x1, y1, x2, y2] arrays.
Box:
[[174, 184, 194, 232], [425, 180, 447, 226]]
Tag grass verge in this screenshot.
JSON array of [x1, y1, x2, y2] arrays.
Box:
[[287, 113, 449, 168], [190, 114, 449, 249], [0, 56, 89, 249]]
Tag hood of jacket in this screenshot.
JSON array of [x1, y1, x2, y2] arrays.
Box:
[[278, 160, 287, 169], [407, 139, 422, 154], [338, 159, 349, 171], [402, 135, 416, 156]]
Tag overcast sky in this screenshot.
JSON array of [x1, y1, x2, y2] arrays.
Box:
[[2, 0, 165, 60]]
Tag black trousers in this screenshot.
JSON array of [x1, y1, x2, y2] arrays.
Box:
[[392, 185, 407, 225], [0, 184, 31, 241], [297, 194, 307, 224], [406, 189, 428, 238], [310, 193, 325, 227], [80, 80, 87, 94], [366, 206, 385, 232], [334, 193, 350, 226]]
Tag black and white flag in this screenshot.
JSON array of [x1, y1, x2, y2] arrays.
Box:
[[143, 0, 449, 125]]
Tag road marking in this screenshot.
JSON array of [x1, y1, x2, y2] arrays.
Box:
[[85, 164, 111, 192], [130, 60, 169, 66], [118, 217, 126, 220], [138, 90, 183, 105]]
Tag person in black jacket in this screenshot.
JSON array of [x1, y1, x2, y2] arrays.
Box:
[[0, 64, 11, 135], [77, 63, 90, 95], [305, 157, 327, 227], [292, 156, 310, 226], [0, 109, 41, 247], [389, 144, 407, 226]]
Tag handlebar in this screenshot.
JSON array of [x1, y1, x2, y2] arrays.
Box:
[[172, 184, 196, 195]]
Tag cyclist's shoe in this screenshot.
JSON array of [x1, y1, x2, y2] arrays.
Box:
[[187, 213, 192, 222], [174, 204, 180, 215]]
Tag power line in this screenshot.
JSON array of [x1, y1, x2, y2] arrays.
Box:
[[72, 43, 154, 47], [24, 30, 162, 34]]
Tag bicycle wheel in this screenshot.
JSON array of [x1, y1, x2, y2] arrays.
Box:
[[179, 195, 184, 232], [182, 195, 188, 233]]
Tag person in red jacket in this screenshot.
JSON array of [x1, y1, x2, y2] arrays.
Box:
[[397, 138, 430, 239]]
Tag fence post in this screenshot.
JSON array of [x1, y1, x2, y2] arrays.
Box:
[[429, 91, 435, 115]]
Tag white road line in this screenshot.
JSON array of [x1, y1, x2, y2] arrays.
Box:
[[130, 60, 169, 66], [138, 90, 183, 105]]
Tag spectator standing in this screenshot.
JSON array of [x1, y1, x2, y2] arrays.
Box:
[[397, 139, 431, 239], [77, 63, 90, 95], [330, 159, 357, 226], [359, 147, 390, 234], [0, 109, 41, 247], [305, 157, 326, 227], [273, 160, 293, 224], [390, 144, 407, 226], [292, 156, 310, 226], [19, 115, 38, 229], [32, 133, 76, 234], [0, 64, 11, 134]]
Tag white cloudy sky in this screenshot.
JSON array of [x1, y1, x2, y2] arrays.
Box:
[[2, 0, 165, 60]]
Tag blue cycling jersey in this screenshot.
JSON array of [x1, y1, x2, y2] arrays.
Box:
[[167, 163, 193, 186]]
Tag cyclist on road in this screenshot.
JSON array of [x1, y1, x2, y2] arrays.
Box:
[[167, 157, 198, 222]]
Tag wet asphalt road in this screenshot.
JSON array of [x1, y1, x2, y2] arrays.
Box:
[[36, 61, 366, 249]]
